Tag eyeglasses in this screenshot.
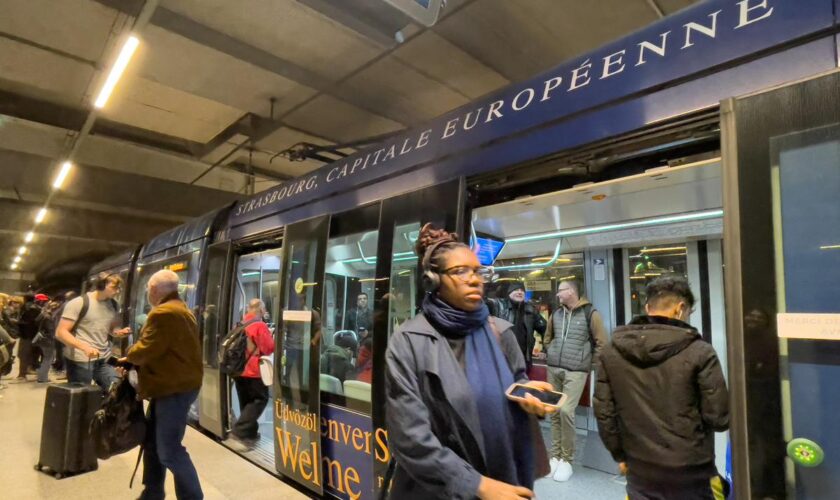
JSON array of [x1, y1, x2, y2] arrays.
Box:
[[441, 265, 493, 283]]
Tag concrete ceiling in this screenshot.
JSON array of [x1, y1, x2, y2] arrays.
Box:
[[0, 0, 697, 285]]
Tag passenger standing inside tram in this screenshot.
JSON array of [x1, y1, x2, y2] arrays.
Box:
[[345, 292, 372, 336], [385, 224, 554, 500], [594, 277, 729, 500], [487, 282, 546, 370], [232, 298, 274, 443], [542, 279, 607, 482]]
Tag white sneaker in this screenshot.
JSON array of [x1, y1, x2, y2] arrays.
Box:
[[552, 459, 573, 482], [547, 457, 560, 477]]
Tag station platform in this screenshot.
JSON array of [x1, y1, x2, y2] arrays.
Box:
[[0, 372, 308, 500]]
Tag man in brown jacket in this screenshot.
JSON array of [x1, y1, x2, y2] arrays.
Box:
[[121, 270, 203, 500]]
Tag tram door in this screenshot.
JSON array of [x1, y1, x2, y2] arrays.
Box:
[[275, 216, 329, 497], [199, 241, 232, 438], [724, 71, 840, 499], [227, 247, 282, 465]]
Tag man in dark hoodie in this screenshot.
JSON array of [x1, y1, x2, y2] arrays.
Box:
[[594, 276, 729, 500]]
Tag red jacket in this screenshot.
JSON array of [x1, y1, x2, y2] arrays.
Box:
[[241, 313, 274, 379]]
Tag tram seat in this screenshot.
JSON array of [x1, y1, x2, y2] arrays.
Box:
[[320, 373, 343, 395], [343, 380, 371, 403]]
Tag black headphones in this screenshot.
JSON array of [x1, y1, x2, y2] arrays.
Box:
[[421, 240, 449, 293], [95, 272, 114, 291]]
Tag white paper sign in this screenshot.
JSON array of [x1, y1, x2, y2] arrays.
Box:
[[777, 313, 840, 341], [593, 258, 606, 281], [283, 310, 313, 322]]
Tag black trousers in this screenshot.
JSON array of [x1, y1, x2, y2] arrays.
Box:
[[233, 377, 268, 439], [626, 474, 728, 500], [16, 337, 34, 378]]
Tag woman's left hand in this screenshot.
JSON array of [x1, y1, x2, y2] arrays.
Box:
[[516, 380, 558, 417]]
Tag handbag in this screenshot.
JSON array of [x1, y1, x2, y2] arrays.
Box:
[[258, 354, 274, 386]]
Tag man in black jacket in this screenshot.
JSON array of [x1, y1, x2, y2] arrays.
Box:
[[594, 276, 729, 500], [487, 282, 546, 369]]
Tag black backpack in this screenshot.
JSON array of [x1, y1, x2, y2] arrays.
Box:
[[218, 319, 259, 377], [89, 377, 146, 460]]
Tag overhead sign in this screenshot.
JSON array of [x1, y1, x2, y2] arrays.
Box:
[[777, 313, 840, 341], [230, 0, 833, 227]]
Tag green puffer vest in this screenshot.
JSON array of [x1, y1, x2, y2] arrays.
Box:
[[546, 305, 593, 372]]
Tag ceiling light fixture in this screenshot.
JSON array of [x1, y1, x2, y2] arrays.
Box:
[[820, 244, 840, 250], [25, 231, 34, 243], [94, 35, 139, 109], [18, 246, 26, 255], [10, 263, 18, 270], [53, 161, 73, 189], [13, 256, 21, 263], [35, 207, 47, 224]]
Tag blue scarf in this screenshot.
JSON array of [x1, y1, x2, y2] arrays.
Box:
[[422, 294, 535, 487]]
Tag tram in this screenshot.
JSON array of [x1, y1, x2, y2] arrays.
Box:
[[90, 1, 840, 498]]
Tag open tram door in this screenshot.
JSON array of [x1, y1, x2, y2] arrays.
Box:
[[723, 70, 840, 499], [275, 215, 329, 497]]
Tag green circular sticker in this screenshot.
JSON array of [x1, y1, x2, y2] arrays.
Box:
[[787, 438, 824, 467], [294, 277, 304, 295]]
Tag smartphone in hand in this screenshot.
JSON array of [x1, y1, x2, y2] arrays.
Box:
[[505, 383, 568, 409]]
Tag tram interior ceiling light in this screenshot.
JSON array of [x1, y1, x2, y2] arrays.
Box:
[[94, 35, 139, 109], [52, 161, 73, 189], [640, 246, 687, 254], [35, 208, 47, 224], [819, 244, 840, 250]]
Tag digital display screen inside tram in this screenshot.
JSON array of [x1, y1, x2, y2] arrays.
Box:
[[471, 231, 506, 266]]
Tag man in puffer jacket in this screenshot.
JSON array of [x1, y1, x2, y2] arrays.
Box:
[[594, 276, 729, 500], [542, 280, 607, 482]]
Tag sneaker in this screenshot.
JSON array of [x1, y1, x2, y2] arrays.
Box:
[[552, 459, 573, 482], [547, 457, 560, 477]]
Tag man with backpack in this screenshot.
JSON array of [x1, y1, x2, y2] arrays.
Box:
[[56, 273, 130, 391], [231, 299, 274, 443], [542, 279, 608, 482]]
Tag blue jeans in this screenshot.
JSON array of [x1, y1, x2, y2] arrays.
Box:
[[37, 343, 54, 383], [141, 390, 203, 500], [66, 358, 119, 392]]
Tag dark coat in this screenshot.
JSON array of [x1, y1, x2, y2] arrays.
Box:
[[385, 314, 530, 500], [486, 298, 546, 364], [594, 316, 729, 483]]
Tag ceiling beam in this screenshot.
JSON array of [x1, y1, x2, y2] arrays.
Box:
[[92, 0, 410, 126], [0, 89, 294, 182]]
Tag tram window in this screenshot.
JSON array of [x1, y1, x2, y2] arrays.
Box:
[[627, 243, 688, 317], [321, 229, 377, 403], [386, 222, 420, 337], [232, 250, 282, 330], [131, 253, 198, 335]]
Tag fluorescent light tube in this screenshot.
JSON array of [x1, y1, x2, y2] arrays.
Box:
[[94, 35, 139, 109], [53, 161, 73, 189], [24, 232, 34, 243], [35, 208, 47, 223]]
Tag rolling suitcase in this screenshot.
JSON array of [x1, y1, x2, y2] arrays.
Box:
[[35, 383, 101, 478]]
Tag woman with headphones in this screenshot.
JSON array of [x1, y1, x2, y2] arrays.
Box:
[[384, 224, 555, 500]]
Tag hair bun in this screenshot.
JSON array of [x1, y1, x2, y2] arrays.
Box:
[[415, 223, 458, 257]]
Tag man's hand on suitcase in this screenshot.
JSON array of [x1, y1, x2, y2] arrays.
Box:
[[83, 344, 100, 359]]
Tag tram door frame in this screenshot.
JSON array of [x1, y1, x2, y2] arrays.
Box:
[[723, 70, 840, 499], [371, 177, 467, 496], [198, 240, 234, 438]]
